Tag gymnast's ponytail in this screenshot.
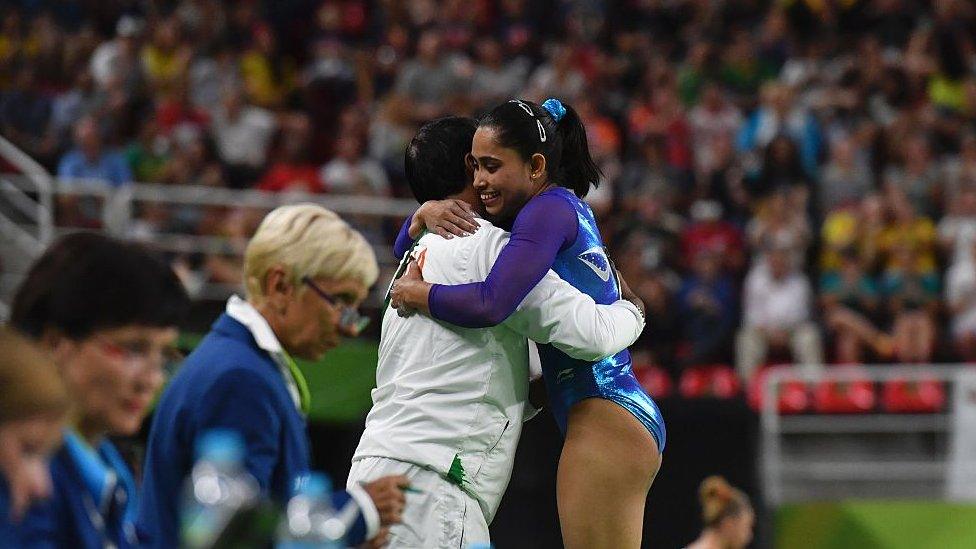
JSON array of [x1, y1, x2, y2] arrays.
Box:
[[544, 99, 602, 199]]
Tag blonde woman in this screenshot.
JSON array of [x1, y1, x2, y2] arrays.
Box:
[[685, 476, 755, 549], [0, 328, 69, 540], [138, 204, 407, 548]]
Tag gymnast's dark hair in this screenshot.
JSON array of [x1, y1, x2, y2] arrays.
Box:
[[478, 98, 602, 198], [405, 116, 478, 203], [10, 231, 190, 340]]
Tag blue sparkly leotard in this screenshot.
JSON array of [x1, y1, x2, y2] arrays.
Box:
[[396, 186, 665, 452]]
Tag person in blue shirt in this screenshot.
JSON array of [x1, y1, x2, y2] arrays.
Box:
[[138, 204, 407, 548], [0, 328, 69, 545], [9, 232, 191, 548], [56, 116, 133, 187]]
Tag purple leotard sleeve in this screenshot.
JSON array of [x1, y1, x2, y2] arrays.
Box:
[[428, 191, 579, 327], [393, 214, 413, 260]]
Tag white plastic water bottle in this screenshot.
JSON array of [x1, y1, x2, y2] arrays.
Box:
[[180, 429, 260, 549], [277, 472, 347, 549]]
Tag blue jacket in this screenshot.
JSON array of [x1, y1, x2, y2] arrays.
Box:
[[16, 434, 138, 548], [136, 312, 371, 547]]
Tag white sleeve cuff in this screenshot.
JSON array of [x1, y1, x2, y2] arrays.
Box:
[[347, 483, 381, 539]]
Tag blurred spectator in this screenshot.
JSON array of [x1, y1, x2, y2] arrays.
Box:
[[0, 328, 69, 534], [394, 28, 461, 120], [938, 185, 976, 265], [878, 190, 937, 275], [0, 64, 56, 163], [947, 238, 976, 362], [750, 135, 811, 204], [677, 248, 737, 368], [320, 135, 390, 196], [681, 200, 746, 274], [469, 36, 529, 110], [525, 43, 585, 102], [89, 15, 144, 92], [881, 245, 940, 363], [627, 84, 693, 175], [188, 41, 241, 111], [720, 29, 777, 103], [210, 86, 277, 188], [630, 269, 681, 375], [141, 17, 191, 94], [737, 82, 823, 179], [820, 194, 886, 274], [57, 116, 132, 186], [820, 249, 892, 364], [819, 136, 875, 214], [746, 189, 811, 266], [737, 239, 823, 380], [125, 118, 171, 183], [689, 83, 743, 177], [257, 115, 324, 193], [943, 133, 976, 204], [241, 22, 295, 108], [884, 135, 942, 217]]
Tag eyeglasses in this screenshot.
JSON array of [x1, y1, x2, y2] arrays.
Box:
[[301, 276, 370, 333], [93, 335, 185, 377]]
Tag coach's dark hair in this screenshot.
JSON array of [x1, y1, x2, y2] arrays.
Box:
[[405, 116, 478, 203], [479, 99, 602, 198], [10, 232, 190, 340]]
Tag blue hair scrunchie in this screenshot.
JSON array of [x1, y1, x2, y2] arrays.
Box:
[[542, 98, 566, 123]]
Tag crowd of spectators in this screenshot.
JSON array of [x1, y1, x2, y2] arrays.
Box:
[[2, 0, 976, 382]]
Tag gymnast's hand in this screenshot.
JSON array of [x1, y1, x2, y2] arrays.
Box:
[[411, 199, 479, 240], [390, 261, 431, 317]]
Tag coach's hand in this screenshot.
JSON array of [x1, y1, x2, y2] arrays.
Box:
[[413, 199, 479, 240], [390, 261, 431, 316], [363, 475, 409, 525]]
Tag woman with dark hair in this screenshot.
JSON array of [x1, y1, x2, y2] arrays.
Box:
[[0, 328, 69, 541], [685, 476, 754, 549], [390, 98, 664, 548], [9, 231, 190, 548]]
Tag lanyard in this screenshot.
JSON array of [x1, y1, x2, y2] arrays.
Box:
[[279, 350, 311, 415]]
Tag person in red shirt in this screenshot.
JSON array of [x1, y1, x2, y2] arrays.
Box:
[[256, 115, 326, 193], [681, 199, 746, 274]]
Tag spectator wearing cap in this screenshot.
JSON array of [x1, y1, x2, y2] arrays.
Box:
[[681, 200, 746, 275], [736, 236, 823, 380], [89, 15, 144, 92]]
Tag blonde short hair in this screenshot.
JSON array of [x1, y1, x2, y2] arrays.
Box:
[[244, 204, 379, 300]]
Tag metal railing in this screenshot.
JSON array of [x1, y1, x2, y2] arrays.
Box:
[[0, 175, 417, 307], [0, 136, 55, 317], [760, 365, 975, 506]]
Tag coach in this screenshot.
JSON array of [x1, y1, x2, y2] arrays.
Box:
[[137, 204, 406, 547]]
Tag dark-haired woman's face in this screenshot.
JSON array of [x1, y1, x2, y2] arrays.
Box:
[[54, 325, 178, 438], [468, 126, 541, 222]]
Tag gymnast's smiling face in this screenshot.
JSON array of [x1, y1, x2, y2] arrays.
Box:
[[467, 126, 548, 225]]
